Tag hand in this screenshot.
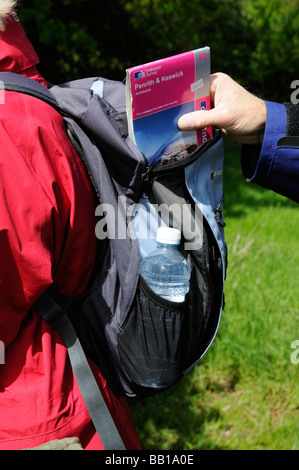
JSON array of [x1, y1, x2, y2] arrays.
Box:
[[178, 72, 267, 145]]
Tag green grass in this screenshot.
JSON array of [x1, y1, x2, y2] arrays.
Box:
[[130, 139, 299, 450]]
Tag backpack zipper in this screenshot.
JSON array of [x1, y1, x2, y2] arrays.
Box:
[[142, 130, 221, 185]]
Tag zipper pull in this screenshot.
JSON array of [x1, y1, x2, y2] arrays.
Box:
[[142, 165, 153, 195], [142, 165, 152, 183], [214, 195, 226, 227]]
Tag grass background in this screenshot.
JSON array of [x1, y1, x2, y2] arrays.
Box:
[[130, 139, 299, 450]]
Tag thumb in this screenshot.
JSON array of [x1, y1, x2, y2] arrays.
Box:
[[178, 108, 219, 130]]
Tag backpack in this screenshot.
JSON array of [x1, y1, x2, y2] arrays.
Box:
[[0, 71, 227, 449]]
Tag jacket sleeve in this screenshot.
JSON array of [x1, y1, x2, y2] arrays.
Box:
[[241, 101, 299, 203]]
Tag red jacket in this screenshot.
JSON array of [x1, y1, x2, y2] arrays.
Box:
[[0, 15, 140, 450]]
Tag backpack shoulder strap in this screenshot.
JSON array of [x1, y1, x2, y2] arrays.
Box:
[[0, 71, 60, 110], [34, 290, 126, 450]]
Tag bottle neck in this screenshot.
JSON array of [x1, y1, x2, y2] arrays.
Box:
[[157, 242, 179, 250]]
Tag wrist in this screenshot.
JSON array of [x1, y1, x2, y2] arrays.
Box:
[[254, 98, 266, 145]]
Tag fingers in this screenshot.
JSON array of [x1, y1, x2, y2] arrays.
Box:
[[178, 108, 219, 130], [178, 72, 228, 131], [178, 72, 267, 145]]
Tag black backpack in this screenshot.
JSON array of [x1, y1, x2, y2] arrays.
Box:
[[0, 71, 227, 449]]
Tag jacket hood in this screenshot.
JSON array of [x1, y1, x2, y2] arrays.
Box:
[[0, 11, 47, 86]]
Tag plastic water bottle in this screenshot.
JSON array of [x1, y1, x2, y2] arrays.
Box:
[[140, 227, 191, 302]]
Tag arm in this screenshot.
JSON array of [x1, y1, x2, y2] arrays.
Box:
[[241, 102, 299, 202], [0, 92, 96, 349], [178, 73, 299, 203], [0, 111, 54, 348]]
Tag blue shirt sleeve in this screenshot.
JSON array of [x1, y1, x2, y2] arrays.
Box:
[[241, 101, 299, 203], [252, 101, 287, 180]]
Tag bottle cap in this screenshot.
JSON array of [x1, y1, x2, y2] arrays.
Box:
[[156, 227, 181, 245]]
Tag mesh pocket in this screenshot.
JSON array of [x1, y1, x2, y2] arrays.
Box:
[[118, 276, 186, 392]]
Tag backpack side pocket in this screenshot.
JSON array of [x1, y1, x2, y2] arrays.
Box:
[[118, 276, 186, 394]]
